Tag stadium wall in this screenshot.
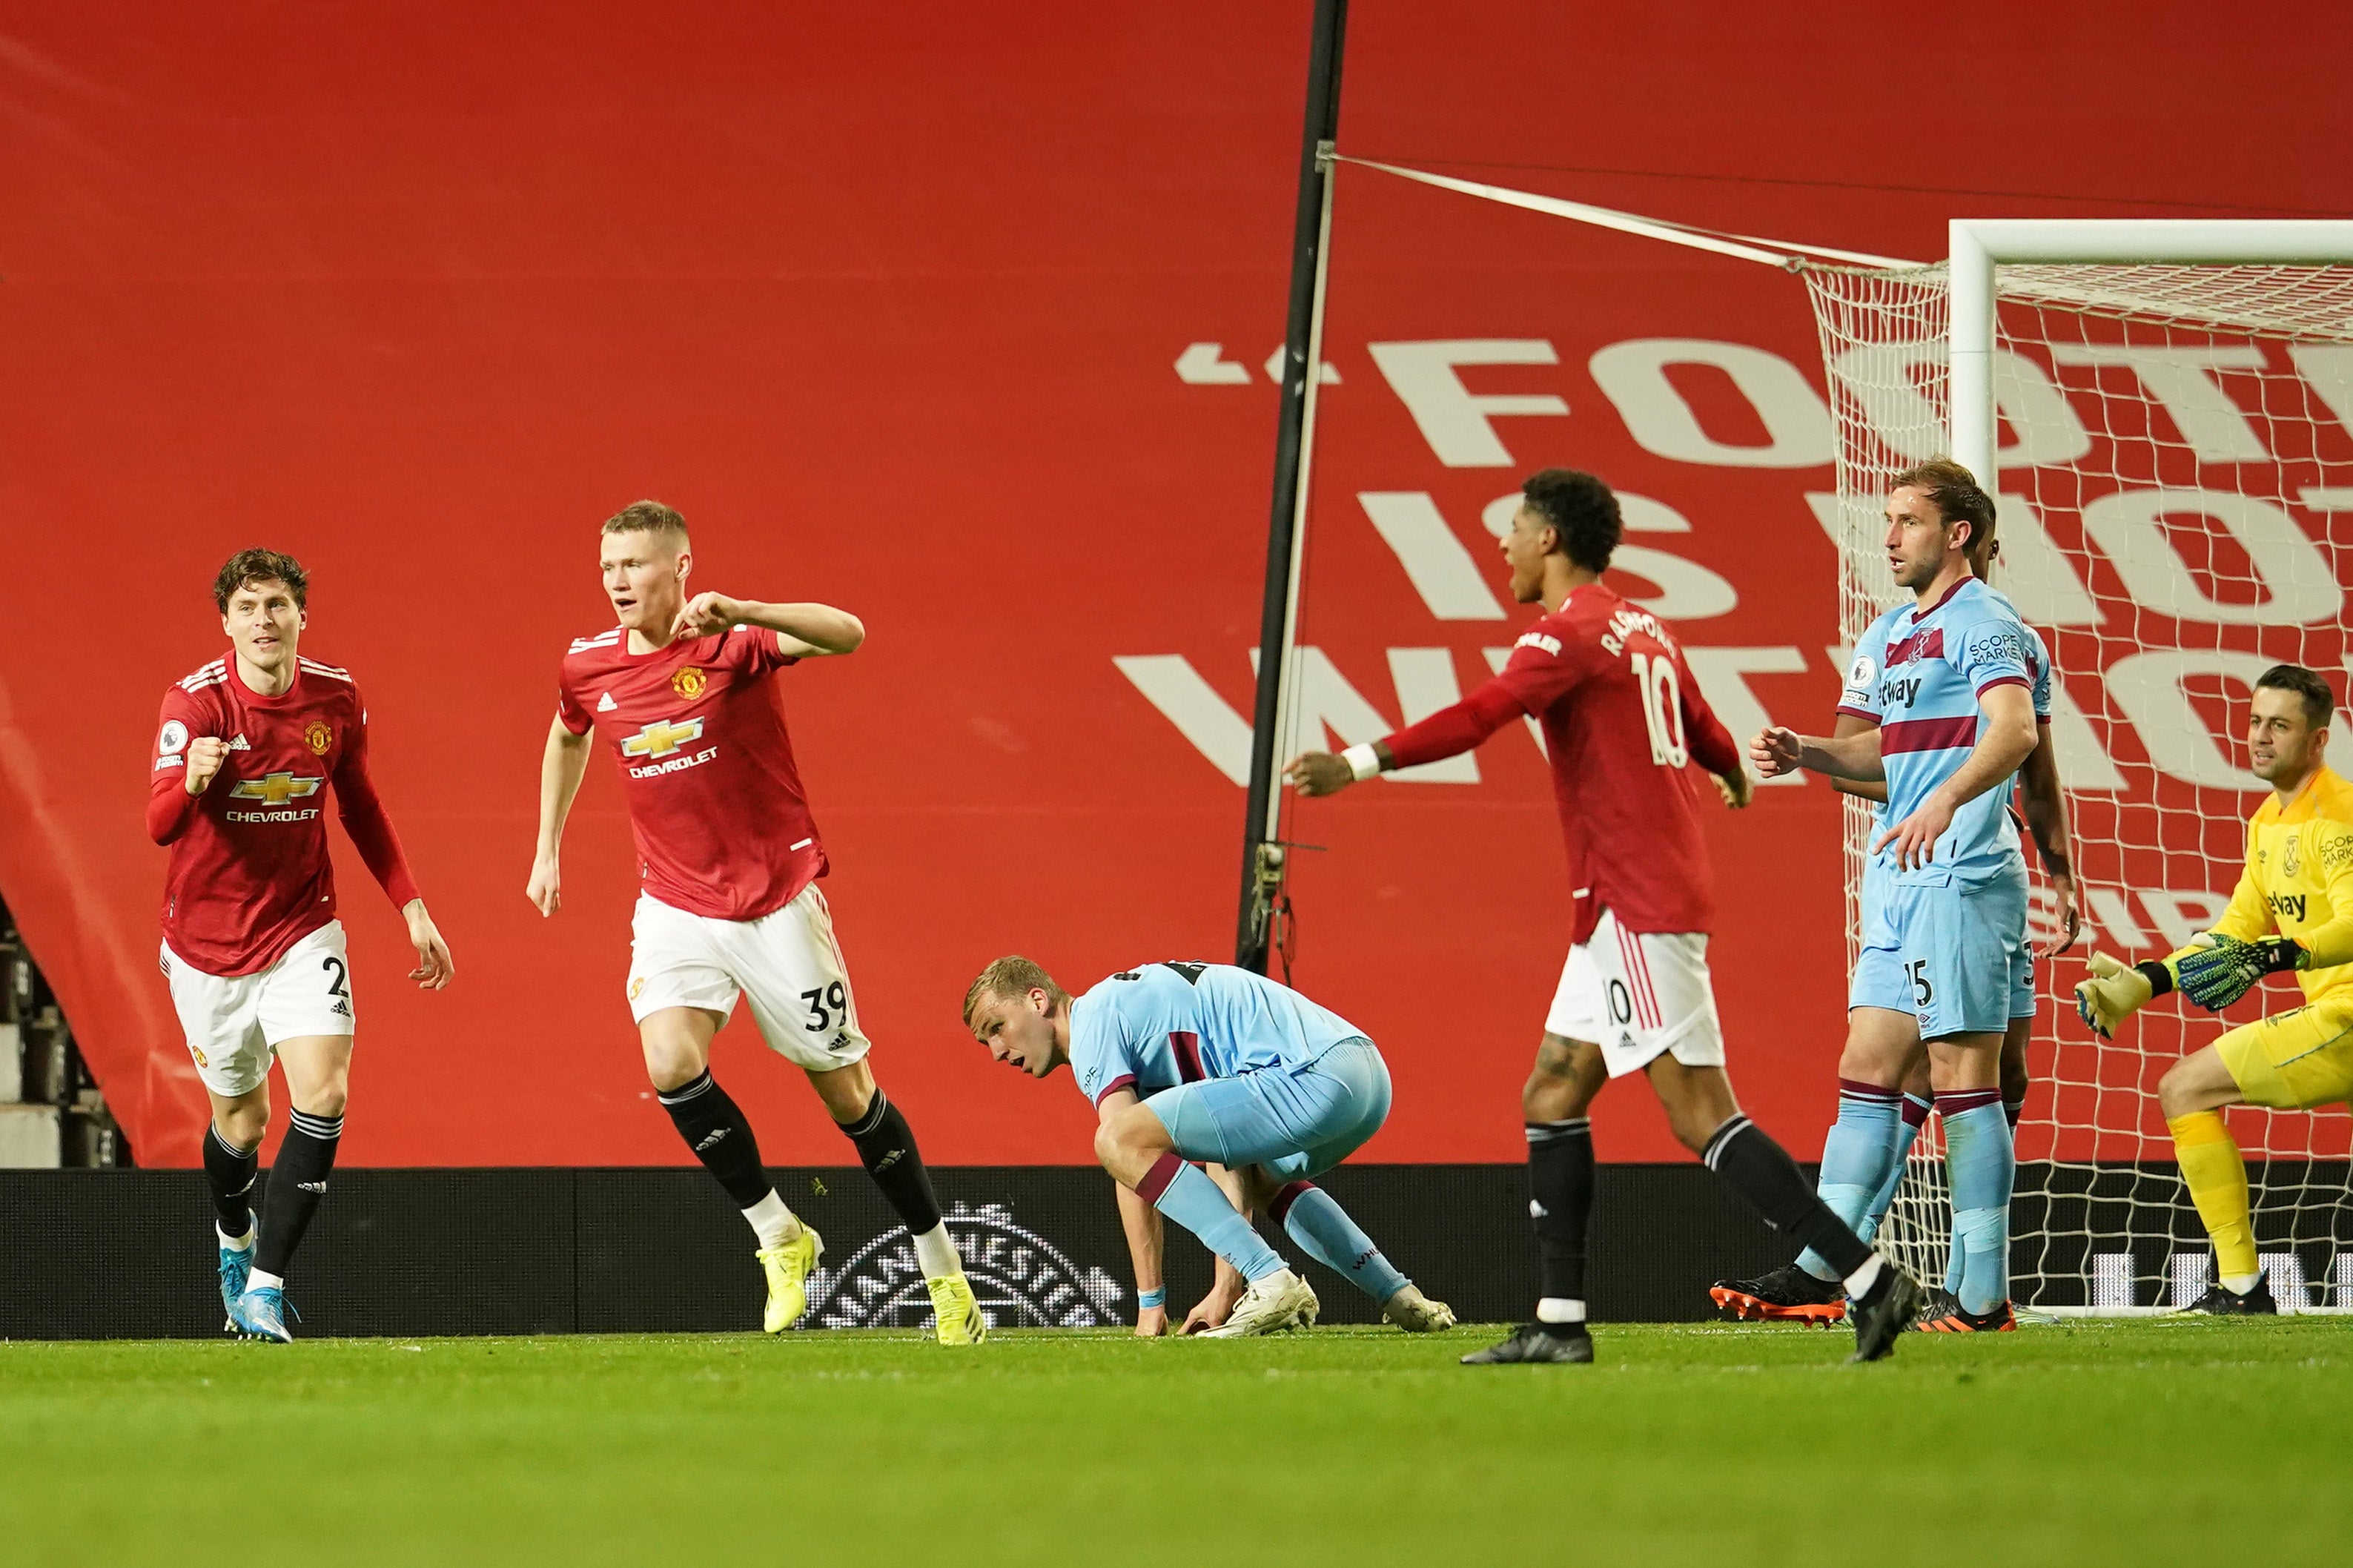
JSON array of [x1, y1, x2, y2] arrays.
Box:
[[9, 1162, 2346, 1338], [3, 4, 2350, 1171]]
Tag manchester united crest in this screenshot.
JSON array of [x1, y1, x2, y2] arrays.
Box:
[[304, 721, 334, 755], [672, 666, 707, 701]]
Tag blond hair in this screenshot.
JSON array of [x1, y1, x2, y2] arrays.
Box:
[[963, 955, 1069, 1026]]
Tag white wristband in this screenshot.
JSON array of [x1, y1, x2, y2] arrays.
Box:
[[1341, 743, 1383, 782]]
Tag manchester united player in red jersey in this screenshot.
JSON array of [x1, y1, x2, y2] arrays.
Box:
[[147, 549, 453, 1344], [526, 500, 983, 1344], [1288, 469, 1920, 1364]]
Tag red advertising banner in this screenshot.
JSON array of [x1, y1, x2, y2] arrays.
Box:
[[2, 3, 2348, 1167]]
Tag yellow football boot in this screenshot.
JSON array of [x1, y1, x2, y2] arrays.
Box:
[[756, 1224, 823, 1334], [926, 1272, 987, 1346]]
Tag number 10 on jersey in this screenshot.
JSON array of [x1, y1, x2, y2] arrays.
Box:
[[1630, 652, 1689, 768]]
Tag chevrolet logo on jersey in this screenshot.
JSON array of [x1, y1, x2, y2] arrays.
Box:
[[228, 773, 324, 806], [621, 718, 706, 759]]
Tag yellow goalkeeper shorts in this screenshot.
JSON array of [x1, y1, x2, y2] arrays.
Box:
[[2214, 1000, 2353, 1111]]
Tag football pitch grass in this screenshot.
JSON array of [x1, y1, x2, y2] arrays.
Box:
[[4, 1320, 2347, 1566]]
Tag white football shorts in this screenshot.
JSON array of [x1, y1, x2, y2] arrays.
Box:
[[161, 920, 357, 1098], [626, 885, 871, 1073], [1543, 908, 1725, 1078]]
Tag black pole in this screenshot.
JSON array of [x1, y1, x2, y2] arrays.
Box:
[[1234, 0, 1348, 973]]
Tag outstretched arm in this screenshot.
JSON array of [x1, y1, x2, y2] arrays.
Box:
[[1751, 724, 1886, 784], [1285, 679, 1526, 797], [1823, 713, 1889, 805], [529, 713, 594, 916], [672, 593, 864, 656]]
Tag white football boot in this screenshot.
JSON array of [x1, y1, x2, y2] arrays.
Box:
[[1380, 1283, 1457, 1332], [1199, 1267, 1319, 1337]]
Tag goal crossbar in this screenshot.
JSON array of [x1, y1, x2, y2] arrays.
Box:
[[1948, 218, 2353, 486]]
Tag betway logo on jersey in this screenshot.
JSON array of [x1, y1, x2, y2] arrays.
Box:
[[621, 718, 718, 778], [226, 772, 324, 822]]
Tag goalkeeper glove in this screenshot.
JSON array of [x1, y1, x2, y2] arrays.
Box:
[[2170, 933, 2306, 1012], [2074, 952, 2153, 1039]]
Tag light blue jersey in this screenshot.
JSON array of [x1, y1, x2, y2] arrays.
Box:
[[1837, 578, 2034, 890], [1845, 582, 2046, 1023], [1068, 962, 1369, 1109]]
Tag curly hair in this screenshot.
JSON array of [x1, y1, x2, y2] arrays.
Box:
[[1518, 468, 1622, 572], [212, 548, 309, 612]]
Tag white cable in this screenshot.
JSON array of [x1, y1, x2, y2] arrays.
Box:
[[1331, 156, 1921, 271]]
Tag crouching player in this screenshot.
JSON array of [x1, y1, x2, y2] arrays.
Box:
[[963, 956, 1454, 1337], [2075, 664, 2353, 1314]]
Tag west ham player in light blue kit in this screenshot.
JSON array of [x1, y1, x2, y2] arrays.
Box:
[[1744, 460, 2042, 1332], [963, 956, 1455, 1337], [1713, 479, 2078, 1329]]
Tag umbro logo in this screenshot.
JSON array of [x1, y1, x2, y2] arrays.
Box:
[[597, 692, 618, 712], [695, 1128, 729, 1152]]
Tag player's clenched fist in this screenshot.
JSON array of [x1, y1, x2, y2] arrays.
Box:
[[1749, 727, 1803, 779], [182, 735, 229, 796], [671, 591, 741, 641]]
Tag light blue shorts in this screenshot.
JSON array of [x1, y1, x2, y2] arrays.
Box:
[[1879, 865, 2029, 1040], [1850, 876, 2034, 1021], [1144, 1037, 1391, 1182]]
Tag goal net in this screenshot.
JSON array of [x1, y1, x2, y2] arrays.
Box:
[[1803, 257, 2353, 1312]]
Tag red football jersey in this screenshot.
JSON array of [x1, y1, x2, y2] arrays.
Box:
[[556, 623, 826, 921], [146, 654, 422, 977], [1387, 583, 1738, 940]]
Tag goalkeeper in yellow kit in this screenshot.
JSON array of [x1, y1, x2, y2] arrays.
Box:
[[2074, 664, 2351, 1314]]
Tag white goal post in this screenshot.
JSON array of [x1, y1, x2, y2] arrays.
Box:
[[1949, 219, 2353, 487], [1311, 160, 2353, 1314], [1818, 218, 2353, 1314]]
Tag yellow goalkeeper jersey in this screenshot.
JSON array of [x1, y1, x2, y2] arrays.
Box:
[[2200, 764, 2353, 1007]]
